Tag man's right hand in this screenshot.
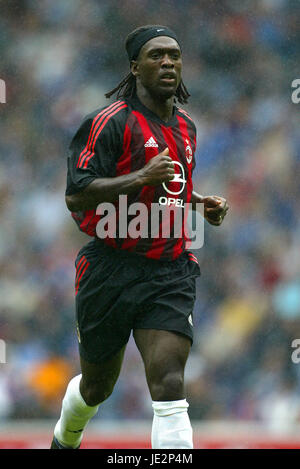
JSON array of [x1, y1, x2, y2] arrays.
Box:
[[139, 147, 175, 186], [65, 148, 175, 212]]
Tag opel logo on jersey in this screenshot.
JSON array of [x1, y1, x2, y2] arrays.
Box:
[[162, 161, 186, 195]]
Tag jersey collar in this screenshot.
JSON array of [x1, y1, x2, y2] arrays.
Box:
[[128, 94, 178, 127]]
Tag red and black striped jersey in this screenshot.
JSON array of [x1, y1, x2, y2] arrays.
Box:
[[66, 95, 197, 261]]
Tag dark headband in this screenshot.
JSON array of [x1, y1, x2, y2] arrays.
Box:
[[126, 26, 180, 62]]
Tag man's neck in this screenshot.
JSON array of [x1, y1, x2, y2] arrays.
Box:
[[136, 88, 174, 123]]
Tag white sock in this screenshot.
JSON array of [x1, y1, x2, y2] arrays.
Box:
[[54, 375, 99, 448], [151, 399, 193, 449]]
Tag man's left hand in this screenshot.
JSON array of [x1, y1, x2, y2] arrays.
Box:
[[202, 196, 229, 226]]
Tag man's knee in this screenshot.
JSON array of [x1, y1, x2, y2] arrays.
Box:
[[149, 371, 185, 401], [80, 378, 115, 406]]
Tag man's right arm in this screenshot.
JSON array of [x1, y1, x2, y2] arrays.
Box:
[[66, 147, 174, 212]]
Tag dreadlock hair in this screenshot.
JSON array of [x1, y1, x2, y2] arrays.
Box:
[[105, 26, 190, 105]]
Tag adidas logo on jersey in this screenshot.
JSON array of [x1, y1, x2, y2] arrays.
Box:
[[144, 136, 158, 148]]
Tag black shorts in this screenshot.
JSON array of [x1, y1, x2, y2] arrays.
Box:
[[75, 239, 201, 364]]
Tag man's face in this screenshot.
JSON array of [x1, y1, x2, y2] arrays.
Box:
[[131, 36, 182, 100]]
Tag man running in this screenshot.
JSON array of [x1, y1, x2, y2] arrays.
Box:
[[51, 24, 228, 449]]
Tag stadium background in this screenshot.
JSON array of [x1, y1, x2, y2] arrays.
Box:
[[0, 0, 300, 449]]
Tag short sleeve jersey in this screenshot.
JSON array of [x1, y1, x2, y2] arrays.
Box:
[[66, 95, 197, 261]]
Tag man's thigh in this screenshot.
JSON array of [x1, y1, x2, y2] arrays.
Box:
[[133, 329, 191, 384], [79, 346, 126, 405], [134, 329, 191, 367], [80, 346, 126, 387]]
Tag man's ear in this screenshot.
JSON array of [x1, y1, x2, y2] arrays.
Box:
[[130, 60, 139, 77]]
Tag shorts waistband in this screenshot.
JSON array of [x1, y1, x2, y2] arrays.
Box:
[[93, 238, 185, 266]]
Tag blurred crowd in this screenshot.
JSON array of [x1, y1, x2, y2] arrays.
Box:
[[1, 0, 300, 430]]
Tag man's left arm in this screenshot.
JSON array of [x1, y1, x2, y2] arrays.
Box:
[[191, 191, 229, 226], [189, 120, 228, 226]]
